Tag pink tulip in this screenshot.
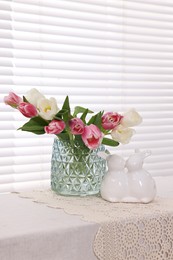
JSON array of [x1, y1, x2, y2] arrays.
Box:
[[4, 92, 22, 108], [69, 118, 85, 135], [82, 124, 103, 149], [18, 102, 38, 118], [44, 120, 66, 135], [102, 112, 123, 130]]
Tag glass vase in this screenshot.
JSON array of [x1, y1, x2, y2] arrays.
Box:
[[51, 138, 106, 196]]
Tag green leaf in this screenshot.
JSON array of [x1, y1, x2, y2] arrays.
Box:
[[62, 96, 70, 112], [55, 109, 68, 116], [31, 116, 49, 126], [55, 109, 72, 123], [19, 126, 45, 135], [80, 108, 88, 124], [61, 96, 73, 123], [55, 109, 68, 120], [74, 135, 83, 142], [23, 96, 29, 103], [18, 116, 48, 135], [88, 111, 103, 129], [102, 137, 119, 147], [63, 110, 70, 122], [73, 106, 93, 117], [95, 111, 104, 129], [57, 133, 70, 140]]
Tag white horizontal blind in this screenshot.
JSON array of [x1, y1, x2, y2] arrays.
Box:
[[1, 0, 173, 192]]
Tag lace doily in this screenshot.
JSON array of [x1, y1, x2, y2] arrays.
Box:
[[17, 190, 173, 260]]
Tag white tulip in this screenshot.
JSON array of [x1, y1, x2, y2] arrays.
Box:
[[121, 109, 142, 128], [25, 88, 45, 107], [111, 125, 135, 144], [37, 97, 59, 120]]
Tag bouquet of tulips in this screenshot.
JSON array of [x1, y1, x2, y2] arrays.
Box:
[[4, 89, 142, 150]]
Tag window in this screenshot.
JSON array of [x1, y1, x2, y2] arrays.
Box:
[[1, 0, 173, 192]]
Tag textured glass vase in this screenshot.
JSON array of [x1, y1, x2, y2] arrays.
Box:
[[51, 138, 106, 196]]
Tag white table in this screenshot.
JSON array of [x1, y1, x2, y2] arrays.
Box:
[[0, 194, 99, 260]]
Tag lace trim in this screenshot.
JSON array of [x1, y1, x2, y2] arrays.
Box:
[[17, 190, 173, 260]]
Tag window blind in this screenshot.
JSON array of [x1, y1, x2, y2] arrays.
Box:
[[1, 0, 173, 192]]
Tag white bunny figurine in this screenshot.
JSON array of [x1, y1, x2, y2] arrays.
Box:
[[126, 150, 156, 203], [98, 152, 128, 202], [99, 150, 156, 203]]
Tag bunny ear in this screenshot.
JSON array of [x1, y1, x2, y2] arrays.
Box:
[[97, 151, 110, 160], [134, 149, 151, 159]]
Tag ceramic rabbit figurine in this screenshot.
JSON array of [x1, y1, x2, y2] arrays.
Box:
[[126, 150, 156, 203], [98, 152, 128, 202], [99, 150, 156, 203]]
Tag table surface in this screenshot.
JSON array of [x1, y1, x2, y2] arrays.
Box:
[[1, 178, 173, 260], [0, 194, 99, 260]]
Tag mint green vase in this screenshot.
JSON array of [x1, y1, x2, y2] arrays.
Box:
[[51, 138, 106, 196]]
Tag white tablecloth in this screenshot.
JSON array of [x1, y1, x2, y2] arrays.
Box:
[[2, 179, 173, 260], [0, 194, 99, 260], [15, 190, 173, 260]]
